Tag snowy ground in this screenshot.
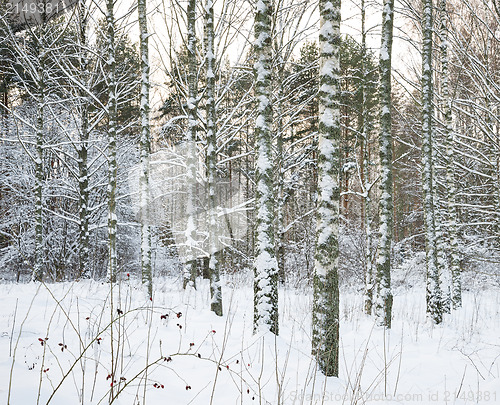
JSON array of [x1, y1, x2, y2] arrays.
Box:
[[0, 276, 499, 404]]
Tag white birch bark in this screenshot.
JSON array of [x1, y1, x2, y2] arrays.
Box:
[[438, 0, 461, 309], [77, 3, 91, 279], [183, 0, 199, 290], [374, 0, 395, 328], [33, 46, 44, 281], [312, 0, 341, 377], [105, 0, 118, 283], [253, 0, 279, 335], [205, 0, 222, 315], [422, 0, 442, 324], [361, 0, 374, 316], [138, 0, 152, 296]]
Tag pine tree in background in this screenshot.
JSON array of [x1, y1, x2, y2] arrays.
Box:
[[183, 0, 199, 290], [205, 0, 223, 316], [106, 0, 118, 283], [138, 0, 152, 297], [422, 0, 442, 324], [253, 0, 279, 335], [374, 0, 395, 328], [312, 0, 341, 377]]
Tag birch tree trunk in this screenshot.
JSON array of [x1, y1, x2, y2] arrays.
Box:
[[205, 0, 222, 316], [275, 65, 286, 285], [438, 0, 461, 309], [312, 0, 341, 377], [361, 0, 374, 316], [422, 0, 442, 324], [106, 0, 118, 283], [374, 0, 395, 328], [253, 0, 279, 335], [33, 38, 45, 281], [183, 0, 198, 289], [138, 0, 152, 296], [77, 3, 91, 279]]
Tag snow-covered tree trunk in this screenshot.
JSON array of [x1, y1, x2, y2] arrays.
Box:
[[422, 0, 442, 324], [253, 0, 279, 335], [434, 2, 448, 311], [312, 0, 341, 377], [106, 0, 118, 283], [205, 0, 222, 316], [275, 67, 286, 285], [434, 162, 448, 312], [183, 0, 199, 290], [33, 43, 45, 282], [77, 4, 91, 279], [361, 0, 374, 316], [374, 0, 395, 328], [138, 0, 152, 296], [438, 0, 461, 309]]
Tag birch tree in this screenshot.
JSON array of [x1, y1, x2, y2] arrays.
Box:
[[106, 0, 118, 282], [361, 0, 374, 316], [33, 26, 45, 282], [1, 15, 50, 281], [438, 0, 461, 308], [205, 0, 223, 315], [374, 0, 395, 328], [76, 2, 91, 279], [183, 0, 199, 289], [422, 0, 442, 324], [312, 0, 341, 377], [253, 0, 279, 334], [138, 0, 152, 296]]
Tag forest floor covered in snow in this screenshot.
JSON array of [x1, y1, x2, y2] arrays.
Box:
[[0, 275, 499, 404]]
